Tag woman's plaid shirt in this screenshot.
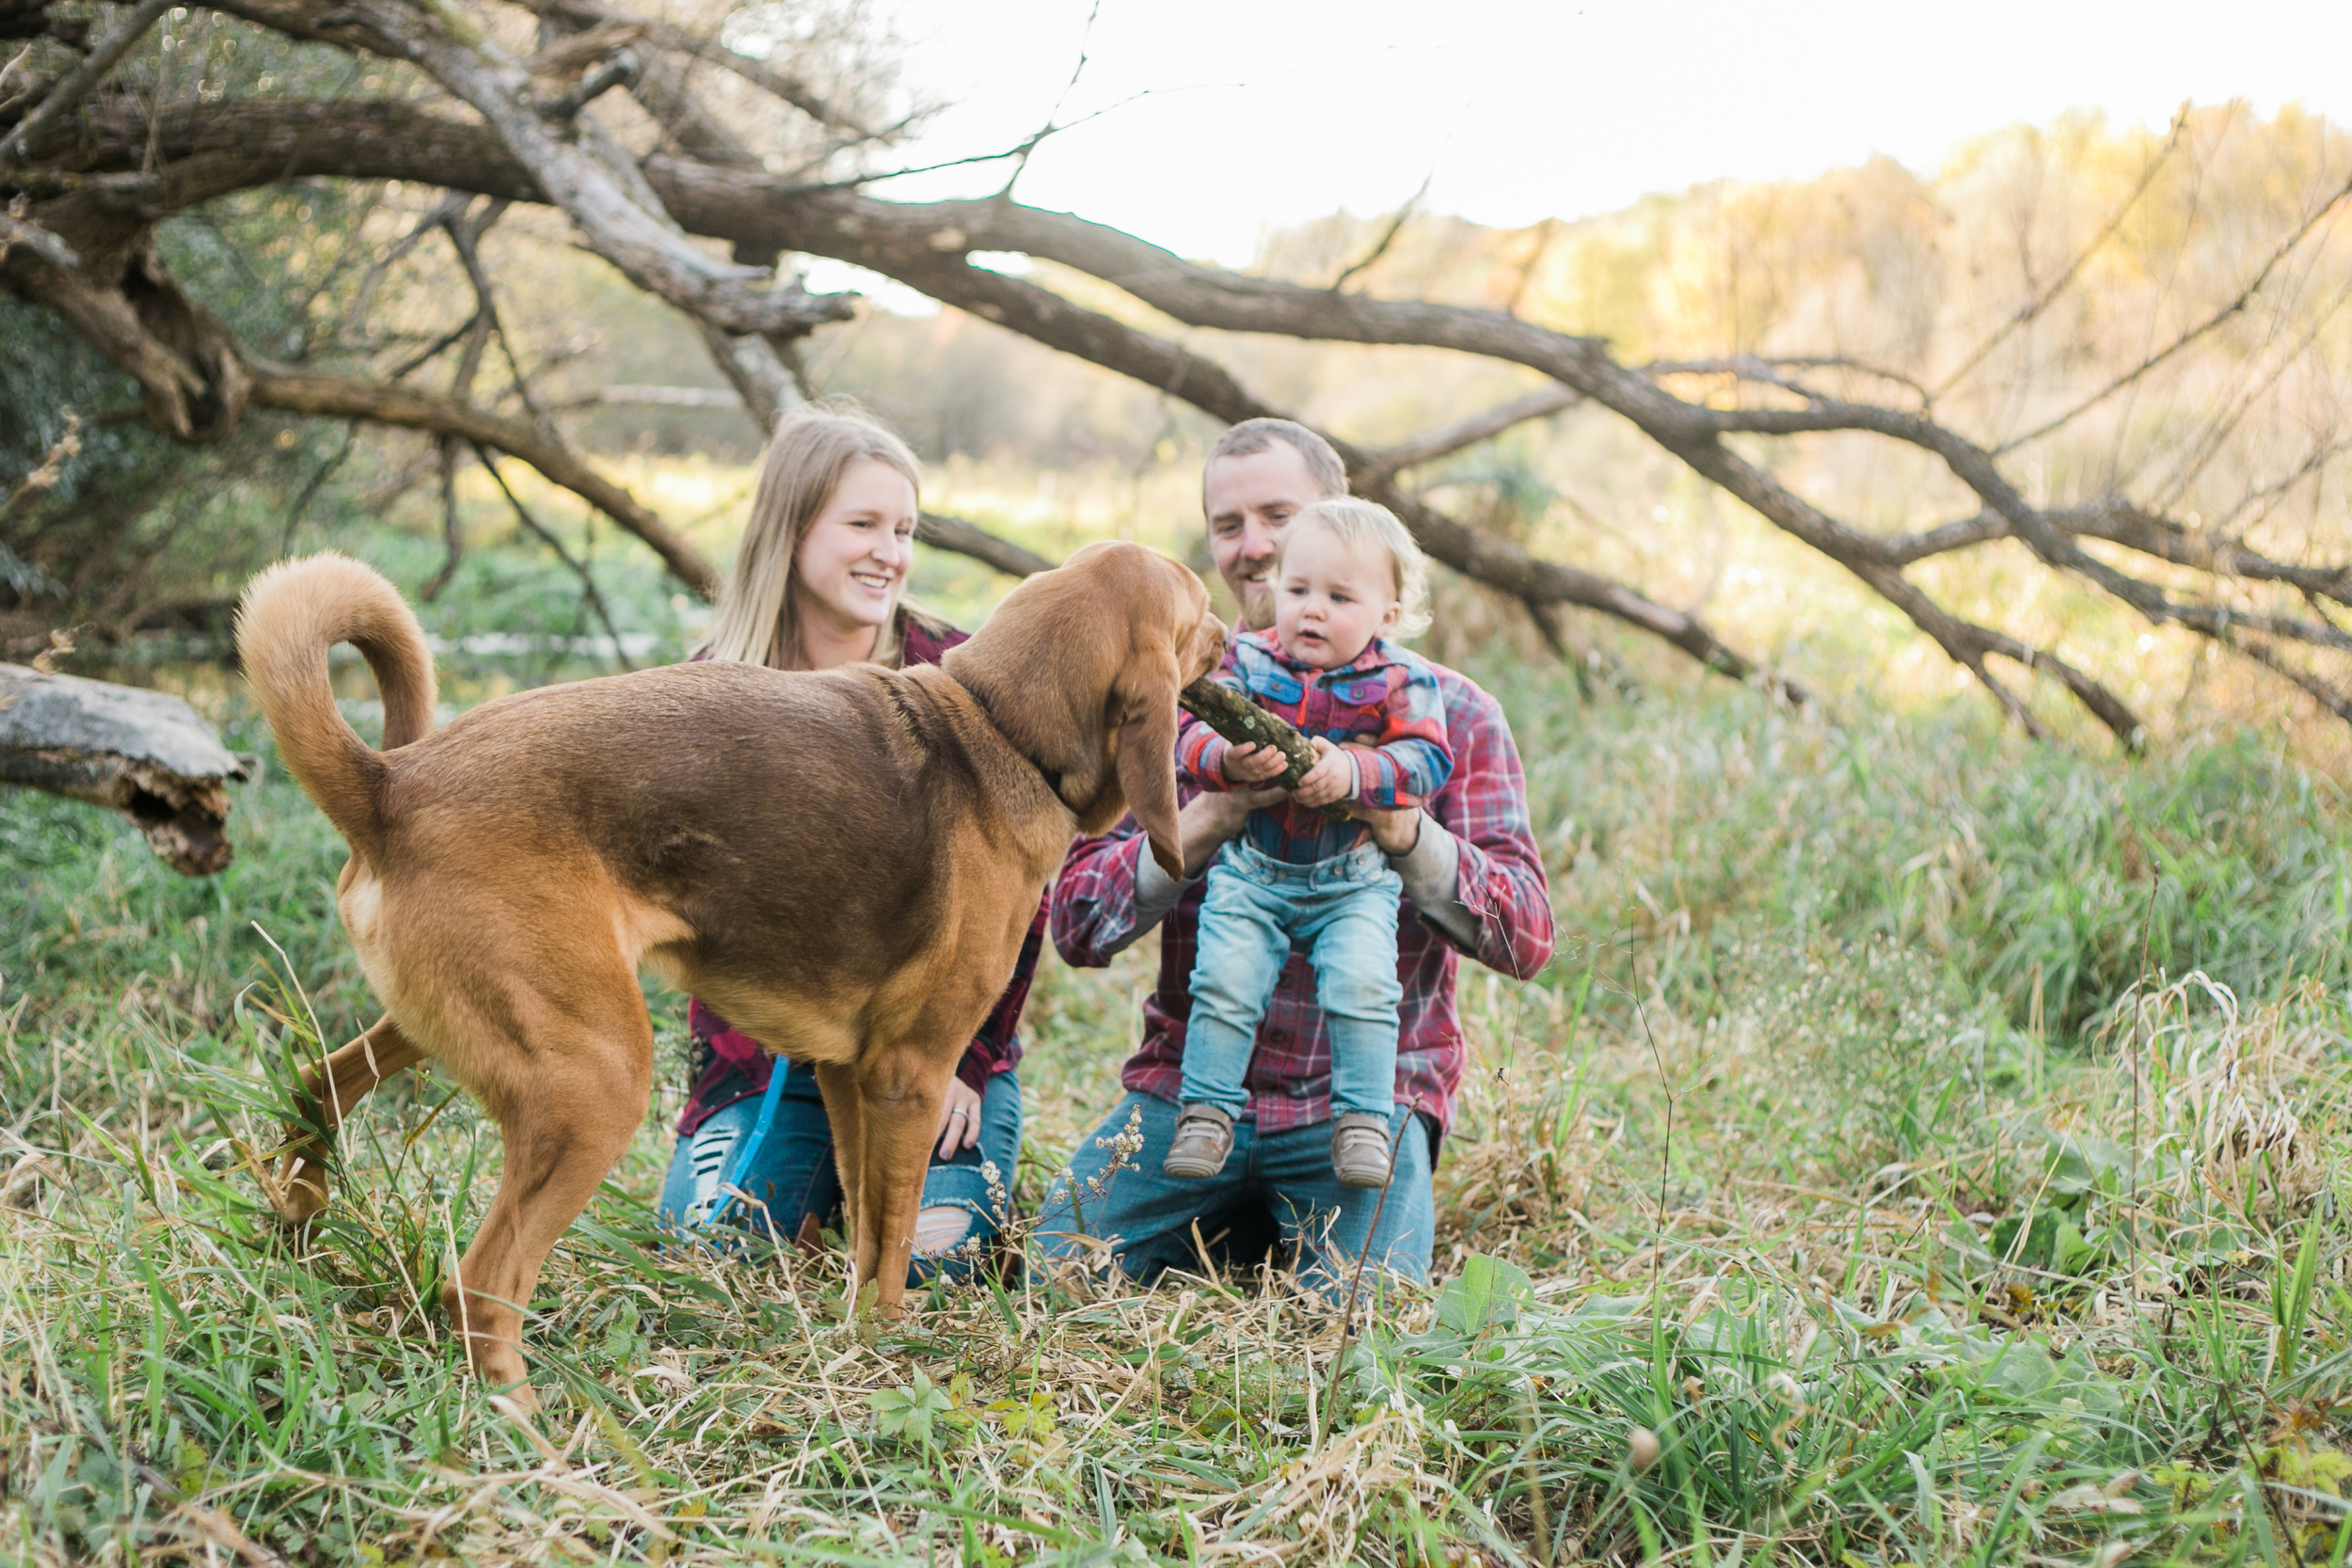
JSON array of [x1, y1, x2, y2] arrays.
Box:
[[1051, 659, 1553, 1139]]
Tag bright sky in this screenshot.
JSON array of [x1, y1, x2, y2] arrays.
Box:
[[806, 0, 2352, 303]]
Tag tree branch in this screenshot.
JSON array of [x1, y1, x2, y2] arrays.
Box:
[[246, 363, 718, 596], [1357, 385, 1581, 482], [14, 89, 2348, 736], [0, 0, 173, 164], [205, 0, 854, 338], [522, 0, 880, 137], [915, 512, 1053, 578]]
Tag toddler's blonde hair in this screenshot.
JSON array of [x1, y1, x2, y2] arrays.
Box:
[[1274, 498, 1432, 640]]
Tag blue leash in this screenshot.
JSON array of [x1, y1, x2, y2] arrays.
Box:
[[703, 1060, 789, 1233]]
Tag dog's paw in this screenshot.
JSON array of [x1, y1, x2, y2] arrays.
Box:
[[265, 1144, 331, 1226]]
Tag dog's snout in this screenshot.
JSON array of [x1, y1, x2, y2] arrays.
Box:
[[1194, 611, 1229, 677]]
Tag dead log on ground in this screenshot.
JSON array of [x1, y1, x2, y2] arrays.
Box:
[[0, 664, 248, 874]]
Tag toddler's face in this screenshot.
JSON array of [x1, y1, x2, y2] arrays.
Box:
[[1273, 523, 1402, 669]]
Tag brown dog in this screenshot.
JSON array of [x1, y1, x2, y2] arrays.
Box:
[[235, 540, 1223, 1399]]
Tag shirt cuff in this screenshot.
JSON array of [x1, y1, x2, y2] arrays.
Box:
[[1113, 835, 1200, 953], [1389, 814, 1479, 950]]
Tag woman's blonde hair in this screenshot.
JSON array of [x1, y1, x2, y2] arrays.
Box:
[[1275, 498, 1433, 640], [702, 403, 923, 671]]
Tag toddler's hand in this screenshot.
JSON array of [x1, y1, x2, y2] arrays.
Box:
[[1291, 736, 1357, 808], [1222, 742, 1290, 785]]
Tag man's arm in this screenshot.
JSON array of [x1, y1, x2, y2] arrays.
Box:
[[1050, 787, 1282, 964], [1356, 675, 1553, 978]]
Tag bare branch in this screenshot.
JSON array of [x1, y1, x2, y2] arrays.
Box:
[[469, 440, 631, 673], [1329, 170, 1430, 293], [0, 0, 172, 164], [206, 0, 853, 338], [1646, 355, 1931, 407], [0, 205, 72, 267], [12, 89, 2347, 737], [247, 362, 717, 596], [1931, 110, 2189, 400], [1358, 385, 1581, 481], [1994, 158, 2352, 454], [916, 513, 1054, 578], [521, 0, 878, 136]]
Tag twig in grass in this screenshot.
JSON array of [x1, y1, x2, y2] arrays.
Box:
[[2131, 874, 2159, 1298], [1627, 905, 1673, 1300], [1317, 1093, 1421, 1449]]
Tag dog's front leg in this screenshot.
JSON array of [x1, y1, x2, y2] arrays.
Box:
[[851, 1045, 953, 1317], [812, 1060, 866, 1263], [275, 1015, 423, 1225]]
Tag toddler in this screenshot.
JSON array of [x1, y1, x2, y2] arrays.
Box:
[[1168, 499, 1453, 1188]]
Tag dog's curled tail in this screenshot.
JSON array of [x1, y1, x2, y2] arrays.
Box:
[[235, 553, 437, 855]]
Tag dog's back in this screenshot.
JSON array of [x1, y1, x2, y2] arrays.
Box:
[[366, 659, 1049, 1019]]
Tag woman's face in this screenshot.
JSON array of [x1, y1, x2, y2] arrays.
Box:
[[791, 457, 918, 652]]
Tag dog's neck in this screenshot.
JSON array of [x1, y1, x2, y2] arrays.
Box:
[[959, 675, 1066, 799]]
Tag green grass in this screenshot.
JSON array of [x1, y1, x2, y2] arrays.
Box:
[[8, 661, 2352, 1565]]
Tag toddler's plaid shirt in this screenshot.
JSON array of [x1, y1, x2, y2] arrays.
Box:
[[1178, 629, 1452, 864]]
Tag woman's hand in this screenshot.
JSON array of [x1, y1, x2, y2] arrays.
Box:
[[1290, 736, 1359, 809], [936, 1075, 983, 1159], [1221, 742, 1291, 784]]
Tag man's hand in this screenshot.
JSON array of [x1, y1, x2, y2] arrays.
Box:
[[1291, 736, 1358, 809], [935, 1075, 983, 1159], [1175, 785, 1284, 877], [1221, 741, 1290, 785], [1353, 802, 1424, 857]]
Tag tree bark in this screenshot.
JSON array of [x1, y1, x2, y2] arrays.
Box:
[[0, 664, 247, 874], [1177, 678, 1316, 787]]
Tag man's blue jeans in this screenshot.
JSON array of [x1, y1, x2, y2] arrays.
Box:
[[1035, 1091, 1435, 1292], [1184, 838, 1404, 1120], [658, 1057, 1022, 1284]]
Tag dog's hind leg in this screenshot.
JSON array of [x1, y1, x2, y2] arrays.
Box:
[[444, 991, 652, 1407], [274, 1015, 424, 1225]]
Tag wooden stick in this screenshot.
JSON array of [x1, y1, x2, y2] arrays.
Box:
[[1177, 678, 1316, 787], [1176, 678, 1349, 819]]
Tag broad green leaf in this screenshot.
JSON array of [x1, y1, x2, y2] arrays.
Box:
[[1436, 1253, 1534, 1336]]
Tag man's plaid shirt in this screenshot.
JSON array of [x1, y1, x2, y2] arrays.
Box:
[[1051, 660, 1553, 1139]]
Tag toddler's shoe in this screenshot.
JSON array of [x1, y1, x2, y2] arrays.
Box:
[[1164, 1103, 1236, 1180], [1331, 1113, 1395, 1189]]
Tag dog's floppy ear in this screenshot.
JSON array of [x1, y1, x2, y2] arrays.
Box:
[[1114, 639, 1185, 880]]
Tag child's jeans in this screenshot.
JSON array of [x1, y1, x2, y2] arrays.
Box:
[[1183, 837, 1404, 1119]]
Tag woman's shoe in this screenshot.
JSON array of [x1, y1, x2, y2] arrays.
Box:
[[1331, 1113, 1395, 1189], [1164, 1103, 1236, 1179]]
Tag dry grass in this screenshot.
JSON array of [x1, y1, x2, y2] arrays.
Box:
[[9, 676, 2352, 1565]]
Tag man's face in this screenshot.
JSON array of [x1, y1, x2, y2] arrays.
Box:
[[1204, 443, 1327, 631]]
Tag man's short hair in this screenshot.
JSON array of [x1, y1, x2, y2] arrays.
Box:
[[1205, 418, 1349, 500]]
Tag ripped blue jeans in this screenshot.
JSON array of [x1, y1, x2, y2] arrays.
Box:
[[658, 1058, 1021, 1284]]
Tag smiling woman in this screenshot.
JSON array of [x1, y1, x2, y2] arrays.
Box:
[[660, 403, 1041, 1277]]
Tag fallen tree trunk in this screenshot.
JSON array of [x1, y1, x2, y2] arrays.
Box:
[[0, 665, 248, 874]]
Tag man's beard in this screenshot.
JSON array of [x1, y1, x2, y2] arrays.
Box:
[[1237, 578, 1277, 631]]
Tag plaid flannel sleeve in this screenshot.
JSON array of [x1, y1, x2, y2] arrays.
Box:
[[1425, 675, 1553, 979], [1352, 658, 1454, 810], [1050, 819, 1151, 969], [1176, 710, 1232, 790]]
